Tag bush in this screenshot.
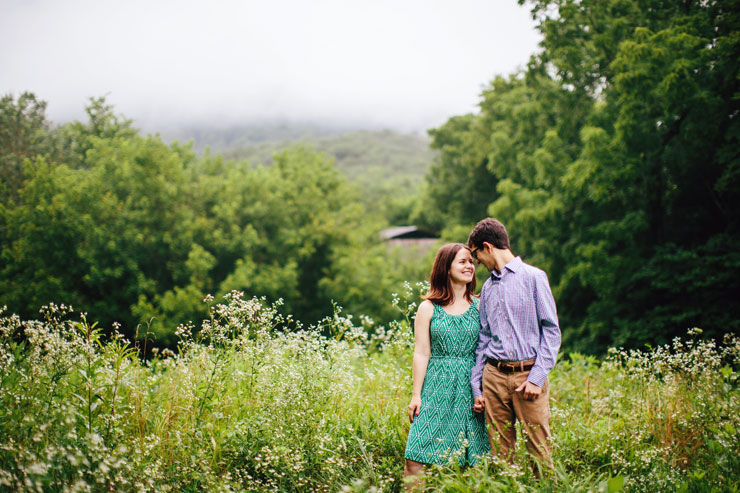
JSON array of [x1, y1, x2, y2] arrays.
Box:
[[1, 293, 738, 492]]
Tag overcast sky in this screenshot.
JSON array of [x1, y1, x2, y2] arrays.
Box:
[[1, 0, 541, 132]]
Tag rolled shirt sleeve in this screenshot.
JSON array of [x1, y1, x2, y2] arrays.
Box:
[[527, 269, 561, 387]]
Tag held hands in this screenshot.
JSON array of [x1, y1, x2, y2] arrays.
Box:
[[408, 396, 422, 423], [472, 396, 485, 413], [515, 380, 542, 400]]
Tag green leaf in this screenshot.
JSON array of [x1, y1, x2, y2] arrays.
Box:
[[607, 475, 625, 492], [71, 392, 88, 405]]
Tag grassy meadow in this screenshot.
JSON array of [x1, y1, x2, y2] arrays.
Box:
[[1, 286, 738, 492]]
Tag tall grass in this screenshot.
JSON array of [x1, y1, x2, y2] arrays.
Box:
[[1, 289, 738, 492]]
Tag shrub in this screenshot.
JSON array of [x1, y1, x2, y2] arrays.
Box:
[[1, 294, 738, 492]]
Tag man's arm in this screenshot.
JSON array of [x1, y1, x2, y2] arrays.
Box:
[[527, 269, 561, 387], [470, 283, 491, 399]]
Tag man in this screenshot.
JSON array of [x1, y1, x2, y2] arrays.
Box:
[[468, 218, 560, 471]]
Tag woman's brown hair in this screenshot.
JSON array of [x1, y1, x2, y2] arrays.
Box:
[[424, 243, 476, 306]]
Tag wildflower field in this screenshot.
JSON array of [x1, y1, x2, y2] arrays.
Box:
[[1, 289, 738, 492]]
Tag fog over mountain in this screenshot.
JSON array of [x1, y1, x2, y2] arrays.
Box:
[[1, 0, 541, 133]]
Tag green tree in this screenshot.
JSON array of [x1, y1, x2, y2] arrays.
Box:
[[420, 0, 740, 352], [58, 96, 137, 167], [0, 92, 58, 204]]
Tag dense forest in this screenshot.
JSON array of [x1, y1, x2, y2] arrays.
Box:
[[413, 0, 740, 351], [222, 130, 437, 221], [0, 96, 432, 345], [2, 0, 739, 354]]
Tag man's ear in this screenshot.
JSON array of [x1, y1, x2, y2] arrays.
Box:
[[482, 241, 494, 252]]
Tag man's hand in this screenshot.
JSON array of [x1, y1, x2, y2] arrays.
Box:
[[515, 380, 541, 401], [408, 396, 422, 423], [472, 396, 485, 413]]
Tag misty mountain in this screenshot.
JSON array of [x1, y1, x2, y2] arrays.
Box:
[[156, 121, 356, 153], [161, 122, 436, 186], [162, 124, 438, 222], [222, 128, 436, 183]]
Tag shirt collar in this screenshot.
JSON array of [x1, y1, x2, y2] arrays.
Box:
[[490, 256, 522, 279]]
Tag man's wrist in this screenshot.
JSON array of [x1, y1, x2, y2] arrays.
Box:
[[526, 372, 546, 387]]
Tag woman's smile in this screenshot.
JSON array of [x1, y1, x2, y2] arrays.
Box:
[[449, 248, 476, 284]]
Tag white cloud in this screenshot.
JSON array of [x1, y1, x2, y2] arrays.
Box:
[[0, 0, 541, 131]]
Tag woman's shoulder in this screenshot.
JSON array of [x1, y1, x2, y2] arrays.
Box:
[[417, 299, 436, 317], [468, 297, 480, 315]]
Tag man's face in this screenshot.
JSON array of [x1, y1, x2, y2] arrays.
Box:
[[471, 242, 496, 271]]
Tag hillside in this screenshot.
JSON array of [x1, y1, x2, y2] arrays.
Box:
[[216, 127, 439, 222], [221, 129, 436, 183], [156, 121, 351, 153], [157, 124, 438, 221]]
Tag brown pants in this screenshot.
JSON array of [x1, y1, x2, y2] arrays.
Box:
[[482, 363, 552, 467]]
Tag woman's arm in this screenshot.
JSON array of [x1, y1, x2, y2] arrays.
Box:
[[408, 300, 433, 423]]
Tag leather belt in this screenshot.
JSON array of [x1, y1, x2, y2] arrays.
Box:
[[486, 357, 535, 373]]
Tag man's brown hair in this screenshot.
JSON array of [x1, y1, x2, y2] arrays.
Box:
[[467, 218, 510, 250]]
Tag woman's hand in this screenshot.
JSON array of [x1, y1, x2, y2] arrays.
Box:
[[408, 396, 422, 423], [472, 396, 485, 413]]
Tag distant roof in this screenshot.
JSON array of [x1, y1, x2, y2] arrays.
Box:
[[380, 226, 438, 240]]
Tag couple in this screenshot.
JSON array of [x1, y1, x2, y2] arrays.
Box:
[[403, 218, 561, 481]]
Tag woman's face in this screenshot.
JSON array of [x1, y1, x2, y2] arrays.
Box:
[[448, 247, 475, 285]]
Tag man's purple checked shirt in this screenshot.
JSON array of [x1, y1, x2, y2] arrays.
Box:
[[470, 256, 562, 397]]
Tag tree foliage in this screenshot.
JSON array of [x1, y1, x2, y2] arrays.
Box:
[[3, 0, 738, 353], [0, 96, 424, 345], [223, 129, 437, 223], [417, 0, 740, 352], [0, 92, 59, 204]]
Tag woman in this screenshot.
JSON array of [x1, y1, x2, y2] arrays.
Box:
[[403, 243, 490, 482]]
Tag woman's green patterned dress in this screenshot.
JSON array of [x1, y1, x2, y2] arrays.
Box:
[[404, 299, 490, 466]]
